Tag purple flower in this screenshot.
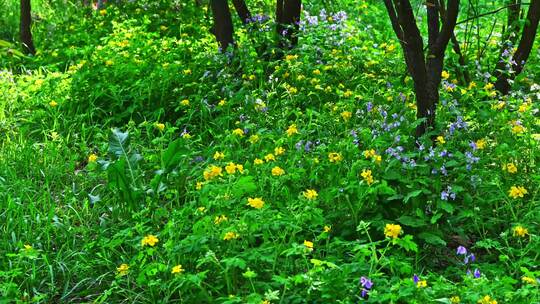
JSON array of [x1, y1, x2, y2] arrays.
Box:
[[473, 268, 481, 278], [456, 246, 467, 255], [413, 274, 419, 284], [360, 277, 373, 289], [464, 253, 476, 264], [366, 102, 373, 112]]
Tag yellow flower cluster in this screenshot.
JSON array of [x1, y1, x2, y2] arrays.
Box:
[[384, 224, 402, 239], [450, 296, 460, 303], [328, 152, 343, 163], [213, 151, 225, 160], [477, 295, 497, 304], [247, 197, 265, 209], [286, 124, 299, 137], [141, 234, 159, 247], [341, 111, 352, 121], [117, 263, 129, 276], [271, 166, 285, 176], [223, 231, 239, 240], [436, 136, 446, 145], [303, 189, 318, 200], [214, 215, 228, 225], [513, 225, 529, 237], [88, 153, 98, 163], [225, 162, 244, 174], [171, 264, 184, 274], [508, 186, 528, 199], [274, 147, 286, 156], [203, 165, 223, 181], [503, 163, 517, 173], [361, 169, 374, 185], [303, 240, 314, 251], [265, 154, 276, 162], [363, 149, 382, 164], [232, 128, 244, 137], [522, 276, 537, 285]]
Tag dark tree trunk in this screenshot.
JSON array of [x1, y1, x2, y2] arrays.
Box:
[[20, 0, 36, 55], [495, 0, 540, 94], [210, 0, 235, 51], [232, 0, 251, 24], [276, 0, 301, 48], [385, 0, 459, 137]]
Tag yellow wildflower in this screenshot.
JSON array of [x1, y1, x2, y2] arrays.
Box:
[[213, 151, 225, 160], [236, 164, 244, 173], [343, 90, 353, 97], [324, 225, 332, 233], [223, 231, 239, 240], [265, 154, 276, 162], [341, 111, 352, 121], [218, 99, 226, 106], [214, 215, 228, 225], [141, 234, 159, 247], [513, 226, 529, 237], [384, 224, 402, 239], [225, 162, 237, 174], [274, 147, 285, 156], [477, 295, 497, 304], [468, 82, 477, 89], [203, 165, 222, 180], [286, 124, 299, 137], [196, 182, 204, 190], [155, 123, 165, 131], [49, 100, 58, 107], [182, 132, 191, 139], [363, 149, 376, 159], [475, 139, 486, 150], [232, 128, 244, 137], [509, 186, 528, 199], [441, 71, 450, 79], [171, 265, 184, 274], [450, 296, 461, 303], [303, 240, 314, 251], [303, 189, 318, 200], [328, 152, 343, 163], [361, 169, 374, 185], [374, 154, 382, 164], [117, 264, 129, 276], [436, 136, 446, 145], [484, 83, 494, 91], [505, 163, 517, 173], [249, 135, 260, 144], [271, 166, 285, 176], [522, 276, 537, 285], [511, 121, 525, 134], [254, 158, 264, 165], [247, 197, 265, 209], [416, 280, 427, 288], [88, 153, 98, 163], [180, 99, 190, 106]]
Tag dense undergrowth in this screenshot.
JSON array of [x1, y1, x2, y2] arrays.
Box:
[[0, 0, 539, 303]]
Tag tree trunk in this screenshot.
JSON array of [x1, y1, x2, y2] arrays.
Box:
[[210, 0, 235, 51], [495, 0, 540, 94], [232, 0, 251, 24], [276, 0, 301, 48], [20, 0, 36, 55], [385, 0, 459, 137]]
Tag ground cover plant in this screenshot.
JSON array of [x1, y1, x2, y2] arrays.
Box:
[[0, 0, 539, 303]]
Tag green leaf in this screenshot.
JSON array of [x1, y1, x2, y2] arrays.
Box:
[[397, 215, 427, 228], [418, 232, 446, 246], [108, 128, 130, 159], [162, 138, 188, 172], [404, 190, 423, 203], [231, 176, 257, 197]]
